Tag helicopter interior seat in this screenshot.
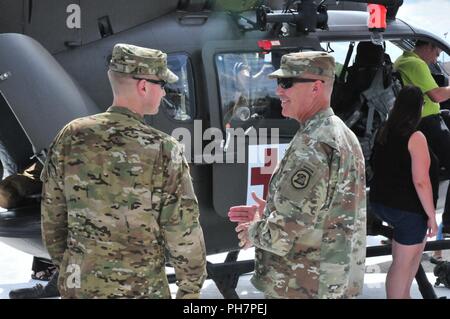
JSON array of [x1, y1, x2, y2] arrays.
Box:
[[337, 41, 400, 159], [331, 42, 402, 237], [333, 41, 388, 122]]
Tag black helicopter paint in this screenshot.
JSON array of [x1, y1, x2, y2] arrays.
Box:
[[0, 0, 450, 298]]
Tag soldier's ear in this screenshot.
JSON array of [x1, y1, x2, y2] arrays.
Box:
[[312, 80, 323, 93], [136, 79, 147, 96]]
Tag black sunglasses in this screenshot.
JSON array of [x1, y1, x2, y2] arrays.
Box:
[[133, 76, 167, 89], [277, 78, 324, 89]]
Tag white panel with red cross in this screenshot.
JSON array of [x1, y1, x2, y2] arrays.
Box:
[[246, 144, 289, 205]]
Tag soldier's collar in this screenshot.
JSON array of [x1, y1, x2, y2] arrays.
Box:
[[300, 107, 334, 130], [107, 106, 147, 124]]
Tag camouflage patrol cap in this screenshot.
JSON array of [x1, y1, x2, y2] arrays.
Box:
[[109, 44, 178, 83], [268, 51, 335, 79]]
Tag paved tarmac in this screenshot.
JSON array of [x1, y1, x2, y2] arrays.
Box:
[[1, 236, 449, 299]]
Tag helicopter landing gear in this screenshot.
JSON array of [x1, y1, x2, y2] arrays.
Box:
[[207, 250, 255, 299]]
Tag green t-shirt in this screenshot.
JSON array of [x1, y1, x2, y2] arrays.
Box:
[[394, 51, 440, 117]]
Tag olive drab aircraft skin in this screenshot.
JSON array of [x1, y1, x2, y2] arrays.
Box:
[[0, 0, 450, 298]]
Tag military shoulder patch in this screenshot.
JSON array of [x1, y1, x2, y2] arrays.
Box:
[[291, 166, 314, 189]]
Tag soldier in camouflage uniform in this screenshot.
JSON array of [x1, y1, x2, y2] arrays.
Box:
[[41, 43, 207, 299], [228, 51, 366, 298]]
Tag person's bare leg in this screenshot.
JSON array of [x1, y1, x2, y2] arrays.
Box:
[[386, 239, 425, 299], [403, 240, 427, 298], [386, 239, 401, 298]]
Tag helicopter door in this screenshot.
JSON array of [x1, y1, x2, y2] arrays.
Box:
[[202, 41, 299, 217], [0, 33, 100, 158]]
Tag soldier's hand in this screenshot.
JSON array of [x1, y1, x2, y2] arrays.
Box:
[[236, 223, 252, 249], [227, 192, 265, 222], [251, 192, 266, 219], [228, 204, 258, 222]]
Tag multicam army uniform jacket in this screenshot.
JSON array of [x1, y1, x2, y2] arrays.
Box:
[[248, 108, 367, 299], [41, 106, 206, 298]]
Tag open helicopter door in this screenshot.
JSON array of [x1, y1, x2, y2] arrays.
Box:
[[202, 37, 323, 217], [0, 33, 99, 256]]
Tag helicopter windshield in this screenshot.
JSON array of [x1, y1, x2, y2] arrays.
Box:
[[215, 51, 292, 130], [162, 54, 194, 122]]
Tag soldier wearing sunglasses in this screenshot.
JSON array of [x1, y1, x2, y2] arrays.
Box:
[[228, 51, 367, 299]]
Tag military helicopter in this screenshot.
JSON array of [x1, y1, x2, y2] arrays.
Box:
[[1, 0, 450, 298]]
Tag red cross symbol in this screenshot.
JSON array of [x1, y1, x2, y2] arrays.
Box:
[[251, 148, 277, 200]]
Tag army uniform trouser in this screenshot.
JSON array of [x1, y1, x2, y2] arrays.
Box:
[[419, 113, 450, 229]]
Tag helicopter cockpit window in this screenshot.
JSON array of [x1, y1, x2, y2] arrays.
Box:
[[162, 54, 194, 121], [215, 52, 298, 135], [327, 40, 403, 79], [439, 51, 449, 73]]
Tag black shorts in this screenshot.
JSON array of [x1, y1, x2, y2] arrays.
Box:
[[370, 203, 427, 245]]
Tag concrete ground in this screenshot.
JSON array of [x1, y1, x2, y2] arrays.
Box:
[[1, 235, 449, 299]]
